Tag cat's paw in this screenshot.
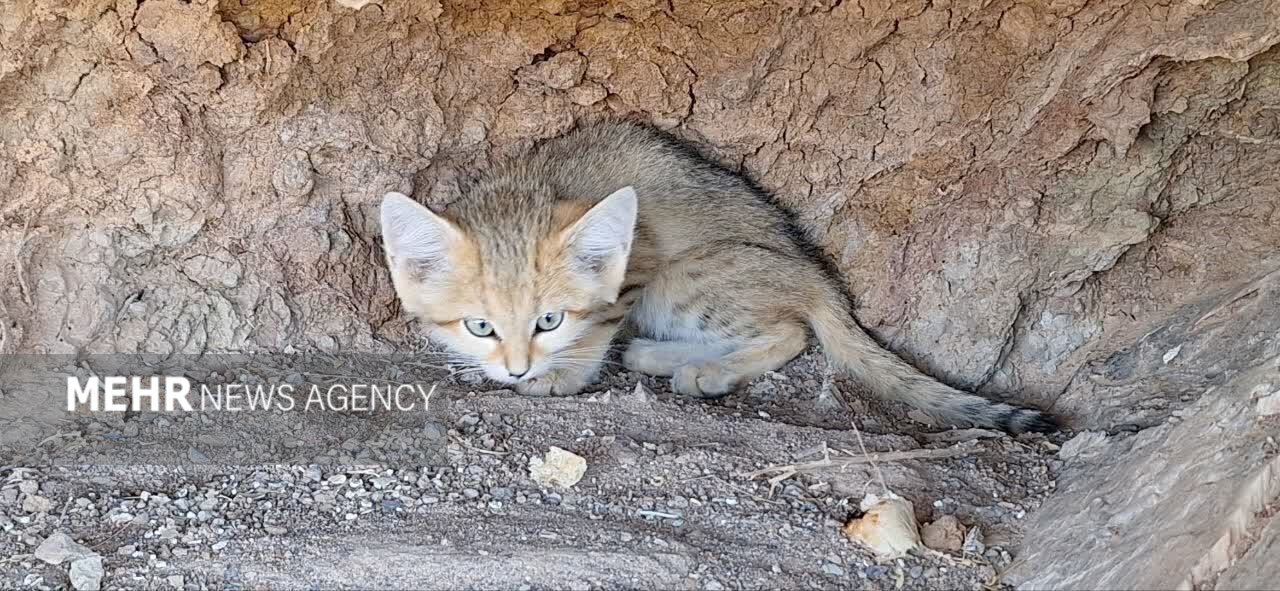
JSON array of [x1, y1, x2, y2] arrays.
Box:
[[516, 369, 592, 397], [622, 342, 668, 375], [672, 363, 738, 399]]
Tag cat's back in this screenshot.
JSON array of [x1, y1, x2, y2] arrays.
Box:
[[530, 119, 722, 199], [528, 120, 800, 254]]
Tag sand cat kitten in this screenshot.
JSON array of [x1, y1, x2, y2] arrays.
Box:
[[380, 120, 1056, 433]]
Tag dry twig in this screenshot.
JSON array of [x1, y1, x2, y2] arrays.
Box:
[[743, 444, 978, 494], [448, 434, 509, 456]]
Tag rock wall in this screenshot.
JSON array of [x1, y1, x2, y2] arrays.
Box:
[[3, 0, 1279, 428], [3, 0, 1280, 586], [1007, 276, 1280, 588]]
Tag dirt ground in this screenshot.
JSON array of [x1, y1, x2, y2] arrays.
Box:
[[0, 346, 1065, 590], [3, 0, 1279, 588]]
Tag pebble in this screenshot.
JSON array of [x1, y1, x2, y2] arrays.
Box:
[[23, 495, 54, 513], [921, 515, 965, 553], [70, 556, 104, 591], [962, 526, 986, 555], [35, 532, 94, 565], [4, 375, 1054, 590]]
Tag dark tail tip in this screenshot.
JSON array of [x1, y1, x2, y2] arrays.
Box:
[[1006, 408, 1062, 434]]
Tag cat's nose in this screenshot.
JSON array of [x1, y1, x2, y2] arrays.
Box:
[[508, 369, 527, 379]]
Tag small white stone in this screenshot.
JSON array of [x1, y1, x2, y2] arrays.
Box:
[[108, 513, 134, 524], [34, 533, 92, 565], [69, 556, 104, 591], [529, 447, 587, 488], [22, 495, 54, 513], [842, 493, 921, 558]]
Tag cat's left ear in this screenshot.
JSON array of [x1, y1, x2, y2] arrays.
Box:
[[561, 186, 637, 301]]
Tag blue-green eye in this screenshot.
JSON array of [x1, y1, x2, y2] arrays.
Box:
[[464, 318, 495, 337], [535, 311, 564, 332]]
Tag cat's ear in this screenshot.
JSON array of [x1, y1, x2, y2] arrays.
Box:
[[561, 186, 638, 301], [380, 191, 462, 274]]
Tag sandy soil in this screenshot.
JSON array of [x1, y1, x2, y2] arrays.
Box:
[[0, 347, 1063, 590]]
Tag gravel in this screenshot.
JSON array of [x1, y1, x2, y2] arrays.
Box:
[[0, 347, 1064, 589]]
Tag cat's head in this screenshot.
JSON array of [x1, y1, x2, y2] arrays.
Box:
[[379, 186, 636, 385]]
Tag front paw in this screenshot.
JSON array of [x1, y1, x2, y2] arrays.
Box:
[[672, 363, 738, 399], [515, 369, 593, 396]]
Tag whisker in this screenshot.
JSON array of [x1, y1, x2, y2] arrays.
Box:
[[549, 359, 627, 369], [545, 355, 614, 365], [557, 350, 620, 357], [562, 344, 624, 353], [446, 368, 488, 377], [551, 357, 622, 364]]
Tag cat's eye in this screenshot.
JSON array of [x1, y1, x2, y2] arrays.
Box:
[[535, 311, 564, 332], [463, 318, 495, 338]]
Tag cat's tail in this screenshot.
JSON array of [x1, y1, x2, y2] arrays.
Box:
[[806, 290, 1058, 434]]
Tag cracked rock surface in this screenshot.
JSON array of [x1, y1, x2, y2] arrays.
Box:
[[1, 0, 1279, 589]]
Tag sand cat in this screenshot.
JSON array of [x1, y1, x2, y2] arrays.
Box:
[[380, 120, 1056, 433]]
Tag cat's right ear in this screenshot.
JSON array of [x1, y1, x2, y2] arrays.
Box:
[[380, 192, 461, 274]]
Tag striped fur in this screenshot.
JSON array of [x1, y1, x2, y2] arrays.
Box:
[[380, 119, 1058, 434]]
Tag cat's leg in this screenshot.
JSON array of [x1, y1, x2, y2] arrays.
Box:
[[517, 320, 620, 396], [622, 338, 733, 376], [671, 321, 808, 398], [628, 243, 819, 398]]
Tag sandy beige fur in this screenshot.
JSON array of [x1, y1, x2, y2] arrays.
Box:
[[380, 120, 1056, 433]]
